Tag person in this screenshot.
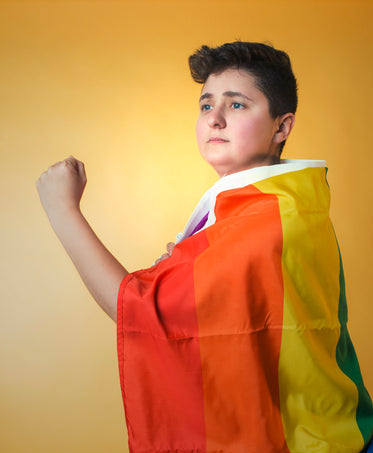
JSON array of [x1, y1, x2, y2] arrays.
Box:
[[37, 41, 373, 452]]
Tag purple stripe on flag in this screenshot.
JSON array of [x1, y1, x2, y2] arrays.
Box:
[[190, 212, 209, 236]]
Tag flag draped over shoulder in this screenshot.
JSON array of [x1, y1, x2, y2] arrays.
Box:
[[117, 161, 373, 453]]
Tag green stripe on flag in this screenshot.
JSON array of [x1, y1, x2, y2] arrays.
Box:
[[336, 247, 373, 444]]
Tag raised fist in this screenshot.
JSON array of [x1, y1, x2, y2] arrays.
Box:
[[36, 156, 87, 218]]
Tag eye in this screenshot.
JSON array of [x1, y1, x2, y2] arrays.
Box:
[[232, 102, 244, 109], [200, 104, 212, 112]]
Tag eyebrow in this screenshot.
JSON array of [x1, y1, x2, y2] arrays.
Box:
[[199, 91, 252, 102]]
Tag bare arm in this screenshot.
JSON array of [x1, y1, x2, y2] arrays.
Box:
[[36, 157, 128, 322]]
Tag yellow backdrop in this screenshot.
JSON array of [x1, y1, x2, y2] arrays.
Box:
[[1, 1, 372, 451]]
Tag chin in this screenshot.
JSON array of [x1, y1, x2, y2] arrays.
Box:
[[203, 154, 230, 169], [205, 161, 232, 177]]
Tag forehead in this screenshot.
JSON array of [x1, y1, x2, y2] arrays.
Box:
[[201, 68, 261, 96]]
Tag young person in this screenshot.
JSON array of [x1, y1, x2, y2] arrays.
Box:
[[37, 41, 373, 452]]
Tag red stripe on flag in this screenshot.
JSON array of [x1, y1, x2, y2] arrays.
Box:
[[117, 233, 210, 452]]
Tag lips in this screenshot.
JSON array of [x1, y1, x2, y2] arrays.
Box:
[[208, 136, 229, 143]]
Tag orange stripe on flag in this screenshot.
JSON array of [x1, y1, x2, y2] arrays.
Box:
[[194, 185, 290, 452]]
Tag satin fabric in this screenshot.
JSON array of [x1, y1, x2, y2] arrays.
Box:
[[117, 164, 373, 452]]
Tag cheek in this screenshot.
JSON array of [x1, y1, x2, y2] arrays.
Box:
[[233, 120, 257, 145], [234, 117, 270, 145]]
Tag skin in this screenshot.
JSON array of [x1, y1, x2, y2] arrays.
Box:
[[196, 68, 295, 177], [154, 242, 176, 265], [36, 157, 128, 321], [155, 70, 295, 263], [36, 68, 295, 321]]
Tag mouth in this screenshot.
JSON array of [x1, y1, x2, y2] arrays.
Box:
[[207, 137, 229, 143]]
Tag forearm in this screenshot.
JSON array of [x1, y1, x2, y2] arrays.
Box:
[[48, 207, 128, 322]]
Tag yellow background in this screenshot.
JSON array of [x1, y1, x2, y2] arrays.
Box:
[[1, 0, 372, 451]]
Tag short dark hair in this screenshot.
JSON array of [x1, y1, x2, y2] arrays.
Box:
[[189, 41, 298, 153]]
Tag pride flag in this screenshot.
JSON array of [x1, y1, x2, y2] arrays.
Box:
[[117, 165, 373, 452]]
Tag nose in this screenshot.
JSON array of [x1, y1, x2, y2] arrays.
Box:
[[207, 108, 226, 129]]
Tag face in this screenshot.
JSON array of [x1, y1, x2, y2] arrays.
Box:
[[196, 68, 284, 177]]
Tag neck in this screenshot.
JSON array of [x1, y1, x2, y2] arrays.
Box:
[[218, 154, 281, 178]]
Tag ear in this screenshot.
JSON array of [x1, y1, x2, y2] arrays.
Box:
[[273, 113, 295, 144]]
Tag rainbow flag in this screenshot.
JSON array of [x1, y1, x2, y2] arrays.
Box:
[[117, 163, 373, 452]]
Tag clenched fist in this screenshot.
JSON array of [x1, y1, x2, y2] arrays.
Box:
[[36, 156, 87, 219]]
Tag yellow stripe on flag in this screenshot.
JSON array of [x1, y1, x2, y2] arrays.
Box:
[[255, 167, 364, 452]]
